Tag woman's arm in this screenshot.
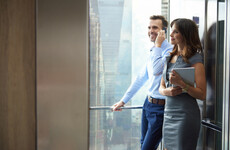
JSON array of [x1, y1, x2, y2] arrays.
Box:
[[159, 77, 166, 95], [170, 62, 206, 100], [159, 77, 183, 96]]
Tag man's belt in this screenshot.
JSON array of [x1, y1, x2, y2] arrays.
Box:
[[148, 96, 165, 105]]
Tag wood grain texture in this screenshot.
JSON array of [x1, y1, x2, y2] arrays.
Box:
[[0, 0, 36, 150]]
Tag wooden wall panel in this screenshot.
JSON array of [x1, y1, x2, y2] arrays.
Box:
[[0, 0, 36, 150]]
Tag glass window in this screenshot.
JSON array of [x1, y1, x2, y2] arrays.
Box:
[[89, 0, 162, 149]]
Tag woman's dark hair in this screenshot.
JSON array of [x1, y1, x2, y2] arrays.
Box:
[[170, 18, 203, 63]]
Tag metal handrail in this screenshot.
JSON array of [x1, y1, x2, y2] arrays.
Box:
[[201, 120, 222, 133], [89, 105, 143, 110], [90, 106, 222, 133]]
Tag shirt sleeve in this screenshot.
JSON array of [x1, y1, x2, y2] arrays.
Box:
[[150, 46, 172, 75], [120, 64, 149, 104]]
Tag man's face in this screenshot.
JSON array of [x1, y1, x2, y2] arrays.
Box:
[[148, 19, 163, 42]]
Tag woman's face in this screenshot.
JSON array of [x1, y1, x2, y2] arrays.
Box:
[[170, 24, 184, 45]]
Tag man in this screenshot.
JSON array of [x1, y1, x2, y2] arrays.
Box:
[[112, 15, 173, 150]]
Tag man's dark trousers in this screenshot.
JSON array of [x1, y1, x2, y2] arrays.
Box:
[[140, 96, 164, 150]]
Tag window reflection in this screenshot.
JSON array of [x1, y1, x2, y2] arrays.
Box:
[[89, 0, 162, 149], [90, 110, 142, 150]]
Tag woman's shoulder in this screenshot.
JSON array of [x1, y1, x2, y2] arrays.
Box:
[[165, 55, 171, 62], [189, 52, 203, 65]]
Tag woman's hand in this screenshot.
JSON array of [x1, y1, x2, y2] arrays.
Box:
[[164, 86, 183, 96], [159, 76, 182, 97], [111, 101, 125, 112], [169, 70, 184, 87]]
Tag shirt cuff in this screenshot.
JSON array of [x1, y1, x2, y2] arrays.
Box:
[[120, 97, 129, 104]]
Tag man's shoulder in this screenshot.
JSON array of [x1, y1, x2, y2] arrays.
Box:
[[162, 40, 173, 49], [162, 41, 173, 55]]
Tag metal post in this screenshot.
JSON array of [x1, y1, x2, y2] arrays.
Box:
[[222, 0, 230, 149]]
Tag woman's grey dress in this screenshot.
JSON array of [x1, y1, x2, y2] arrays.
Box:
[[162, 53, 203, 150]]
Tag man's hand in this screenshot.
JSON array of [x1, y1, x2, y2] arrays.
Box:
[[111, 101, 125, 111], [155, 30, 166, 47]]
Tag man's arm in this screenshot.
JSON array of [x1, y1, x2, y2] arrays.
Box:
[[151, 30, 172, 75], [112, 65, 148, 111], [151, 45, 172, 75]]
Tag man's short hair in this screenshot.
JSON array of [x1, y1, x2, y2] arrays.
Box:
[[149, 15, 168, 28]]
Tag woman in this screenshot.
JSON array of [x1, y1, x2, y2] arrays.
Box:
[[159, 18, 206, 150]]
